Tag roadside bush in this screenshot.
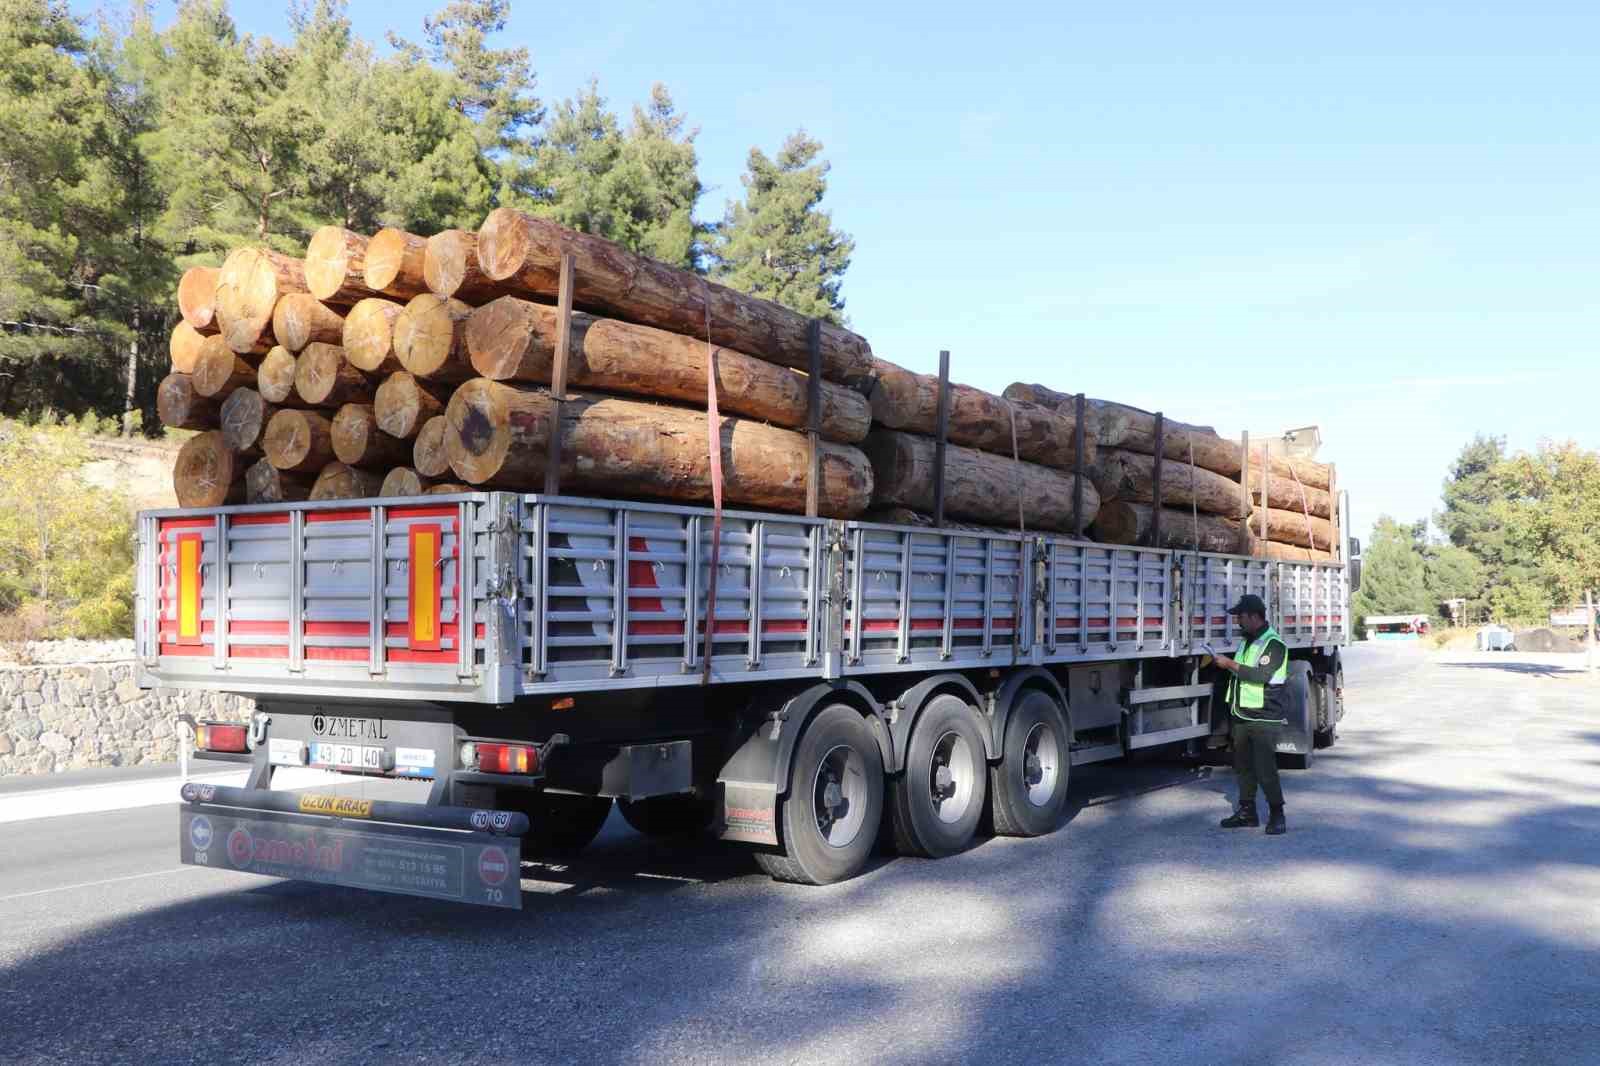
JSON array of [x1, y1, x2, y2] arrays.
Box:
[[0, 420, 137, 639]]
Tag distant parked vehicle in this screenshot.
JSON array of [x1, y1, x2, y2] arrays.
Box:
[[1365, 614, 1430, 641]]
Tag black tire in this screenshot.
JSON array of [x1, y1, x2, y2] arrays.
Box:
[[501, 790, 614, 858], [618, 793, 715, 838], [989, 689, 1072, 837], [1311, 677, 1338, 749], [889, 694, 989, 857], [754, 704, 884, 885]]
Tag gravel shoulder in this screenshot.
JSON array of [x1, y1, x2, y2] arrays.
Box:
[[1, 643, 1597, 1066]]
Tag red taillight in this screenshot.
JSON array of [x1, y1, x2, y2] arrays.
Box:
[[195, 722, 248, 753], [476, 743, 538, 774]]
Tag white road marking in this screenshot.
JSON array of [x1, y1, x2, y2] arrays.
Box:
[[0, 866, 194, 905], [0, 767, 348, 825]]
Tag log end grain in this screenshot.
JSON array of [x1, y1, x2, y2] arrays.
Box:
[[310, 462, 382, 501], [464, 294, 541, 381], [343, 297, 404, 372], [294, 342, 364, 407], [373, 371, 442, 440], [173, 431, 243, 508], [177, 267, 219, 332], [156, 373, 216, 431], [423, 229, 482, 298], [412, 415, 452, 478], [257, 346, 298, 404], [271, 292, 345, 353], [394, 293, 472, 380], [245, 458, 314, 504], [191, 336, 254, 399], [363, 227, 429, 299], [264, 408, 334, 473], [444, 378, 529, 484], [304, 225, 367, 303], [380, 467, 430, 498], [169, 321, 208, 374], [220, 387, 274, 454], [475, 207, 533, 282], [216, 247, 303, 354]]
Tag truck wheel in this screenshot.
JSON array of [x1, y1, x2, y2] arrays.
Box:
[[1311, 677, 1338, 749], [989, 690, 1071, 837], [754, 704, 884, 885], [618, 793, 715, 838], [503, 791, 614, 858], [890, 694, 989, 857]]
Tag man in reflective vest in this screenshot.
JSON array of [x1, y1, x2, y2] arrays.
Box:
[[1210, 594, 1289, 835]]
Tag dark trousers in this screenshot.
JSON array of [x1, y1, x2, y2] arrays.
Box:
[[1232, 717, 1284, 810]]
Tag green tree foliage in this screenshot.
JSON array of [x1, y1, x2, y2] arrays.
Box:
[[1495, 443, 1600, 611], [1352, 516, 1431, 633], [1423, 545, 1486, 610], [524, 81, 703, 267], [710, 130, 853, 322]]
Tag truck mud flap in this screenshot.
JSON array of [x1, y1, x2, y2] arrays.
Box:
[[179, 783, 528, 909]]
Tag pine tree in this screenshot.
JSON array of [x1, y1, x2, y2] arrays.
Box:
[[1352, 517, 1431, 633], [710, 131, 853, 323]]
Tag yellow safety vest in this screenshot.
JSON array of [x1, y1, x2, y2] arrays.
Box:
[[1230, 625, 1288, 723]]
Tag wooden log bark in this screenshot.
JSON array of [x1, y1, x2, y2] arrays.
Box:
[[220, 388, 277, 454], [466, 295, 871, 443], [445, 380, 874, 517], [245, 458, 315, 503], [331, 403, 413, 468], [264, 409, 336, 474], [1004, 381, 1334, 490], [412, 415, 452, 477], [1086, 447, 1243, 517], [1246, 470, 1333, 520], [295, 342, 371, 407], [191, 337, 258, 399], [342, 297, 406, 373], [476, 208, 876, 390], [373, 372, 445, 440], [257, 346, 299, 404], [303, 226, 371, 304], [862, 430, 1100, 534], [424, 229, 505, 302], [1249, 507, 1338, 552], [394, 293, 474, 382], [311, 462, 383, 500], [215, 247, 304, 354], [427, 483, 471, 495], [271, 293, 345, 352], [156, 373, 220, 430], [1092, 500, 1246, 554], [169, 321, 209, 374], [362, 227, 430, 299], [380, 467, 437, 497], [1249, 539, 1336, 563], [177, 267, 220, 332], [869, 360, 1095, 469], [173, 431, 244, 508]]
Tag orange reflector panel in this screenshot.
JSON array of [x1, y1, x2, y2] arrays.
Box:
[[409, 523, 443, 651], [177, 533, 203, 644]]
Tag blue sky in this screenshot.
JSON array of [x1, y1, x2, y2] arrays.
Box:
[[111, 1, 1600, 538]]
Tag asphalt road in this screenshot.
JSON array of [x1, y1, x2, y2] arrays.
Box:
[[2, 643, 1598, 1065]]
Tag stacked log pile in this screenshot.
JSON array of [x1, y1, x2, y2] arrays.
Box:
[[157, 213, 1337, 560]]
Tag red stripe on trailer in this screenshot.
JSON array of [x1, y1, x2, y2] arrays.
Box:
[[228, 645, 289, 659], [231, 513, 290, 527], [306, 646, 371, 662], [306, 508, 372, 524], [388, 505, 460, 521], [159, 643, 211, 658]]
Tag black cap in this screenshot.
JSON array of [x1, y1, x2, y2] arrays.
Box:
[[1227, 594, 1267, 616]]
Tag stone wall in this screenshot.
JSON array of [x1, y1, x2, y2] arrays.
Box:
[[0, 660, 255, 777]]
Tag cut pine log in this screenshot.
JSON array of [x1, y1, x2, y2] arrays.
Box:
[[294, 343, 371, 407], [1092, 500, 1246, 554], [191, 337, 258, 399], [271, 293, 345, 352], [466, 295, 871, 443], [263, 409, 336, 474], [342, 297, 406, 373], [373, 372, 444, 440], [245, 458, 315, 504], [303, 226, 371, 304], [257, 346, 299, 404], [1248, 507, 1338, 552], [1246, 470, 1333, 520], [220, 388, 277, 454], [1249, 539, 1336, 563], [394, 293, 474, 382], [157, 373, 220, 430], [413, 415, 452, 477], [424, 229, 503, 302], [311, 462, 383, 500], [868, 360, 1095, 469], [169, 321, 209, 374], [445, 379, 874, 517], [862, 429, 1099, 534], [214, 247, 304, 355], [331, 403, 413, 468], [173, 431, 244, 508], [476, 208, 876, 390], [380, 467, 436, 497], [428, 483, 471, 495], [363, 227, 430, 299], [1086, 447, 1243, 517], [177, 267, 220, 332], [1005, 382, 1333, 491]]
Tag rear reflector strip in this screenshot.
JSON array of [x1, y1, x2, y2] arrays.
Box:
[[176, 533, 203, 645], [409, 523, 442, 651]]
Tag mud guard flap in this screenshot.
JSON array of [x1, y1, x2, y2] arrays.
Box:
[[715, 728, 780, 846]]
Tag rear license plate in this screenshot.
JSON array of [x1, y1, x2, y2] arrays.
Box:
[[310, 742, 383, 771]]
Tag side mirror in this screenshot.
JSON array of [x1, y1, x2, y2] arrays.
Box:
[[1348, 536, 1362, 558], [1349, 558, 1362, 593]]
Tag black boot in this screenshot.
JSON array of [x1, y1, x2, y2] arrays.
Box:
[[1220, 805, 1259, 829], [1265, 807, 1286, 835]]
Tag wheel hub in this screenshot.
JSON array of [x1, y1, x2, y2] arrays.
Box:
[[812, 743, 867, 849], [928, 730, 976, 824]]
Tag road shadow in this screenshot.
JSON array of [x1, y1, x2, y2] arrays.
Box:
[[2, 725, 1596, 1065], [1439, 661, 1585, 677]]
